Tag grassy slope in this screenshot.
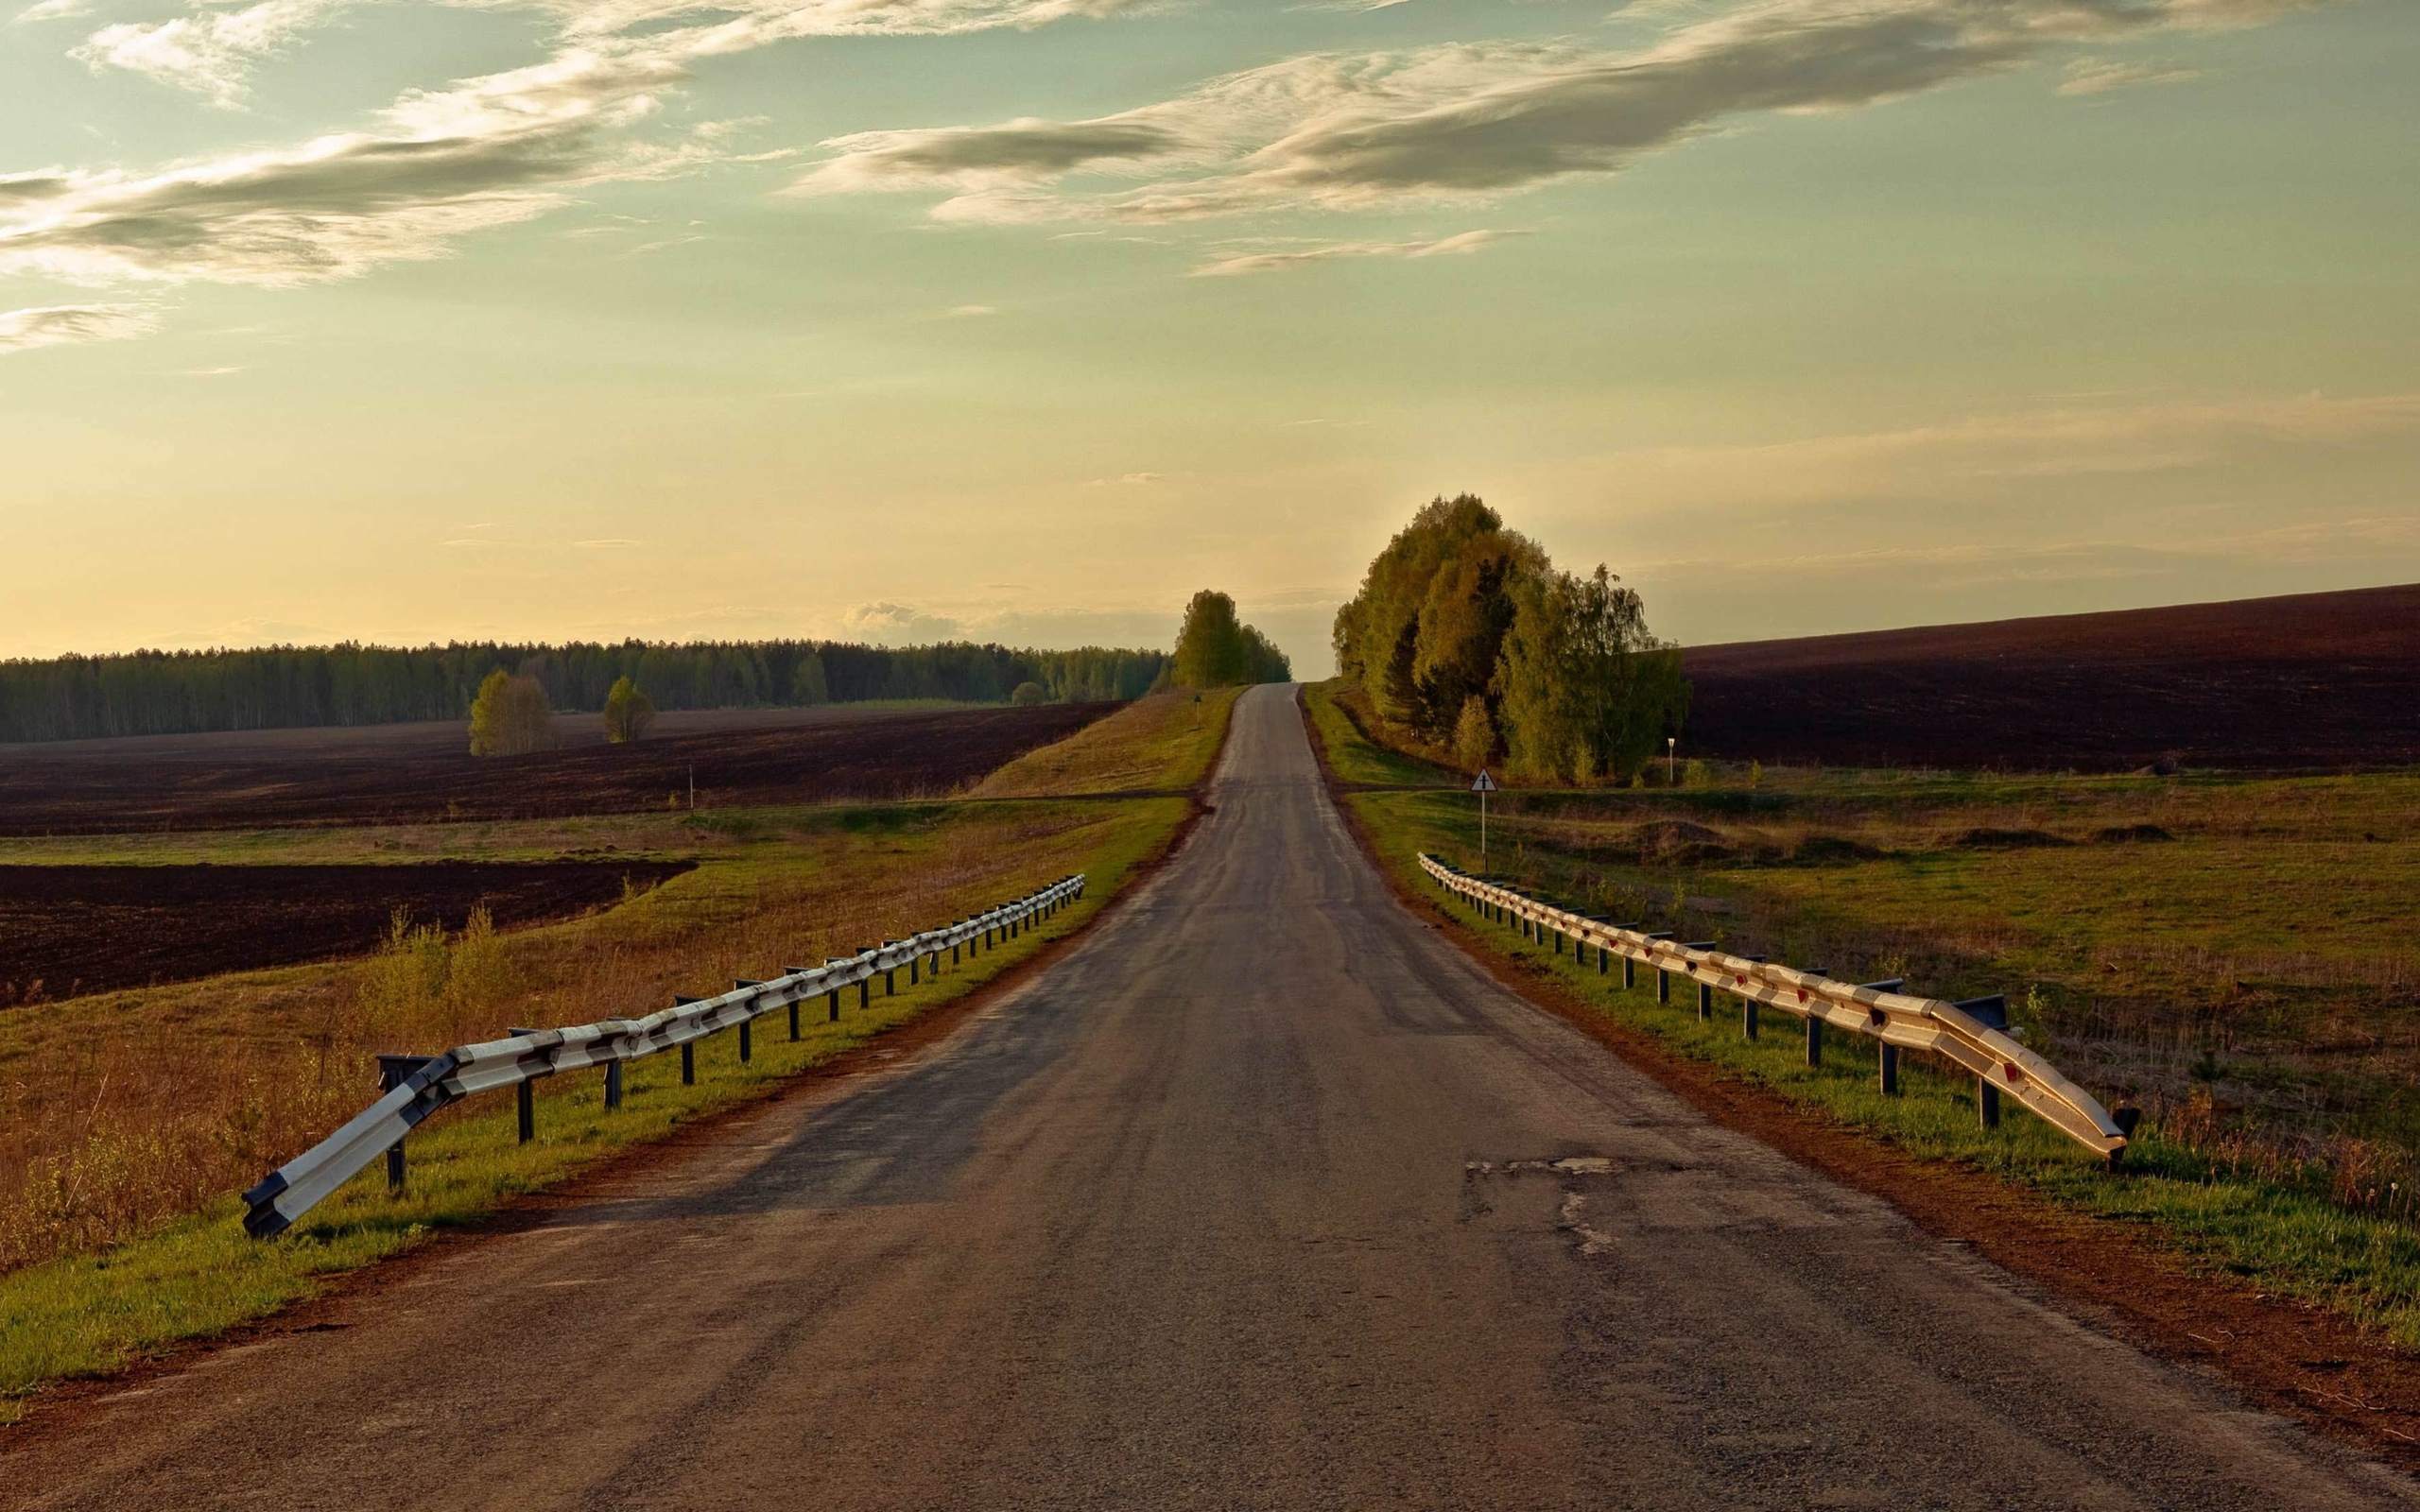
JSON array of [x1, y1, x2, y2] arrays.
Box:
[[972, 688, 1241, 797], [0, 701, 1231, 1417], [1303, 681, 2420, 1349]]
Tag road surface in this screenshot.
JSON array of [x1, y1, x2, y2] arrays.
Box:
[[8, 683, 2411, 1509]]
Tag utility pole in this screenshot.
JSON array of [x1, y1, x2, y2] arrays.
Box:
[[688, 764, 696, 814], [1471, 768, 1497, 872]]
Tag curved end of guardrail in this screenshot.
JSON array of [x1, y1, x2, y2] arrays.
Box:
[[1415, 853, 2128, 1165], [241, 873, 1087, 1239]]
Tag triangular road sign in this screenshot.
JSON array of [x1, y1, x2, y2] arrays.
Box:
[[1471, 769, 1497, 793]]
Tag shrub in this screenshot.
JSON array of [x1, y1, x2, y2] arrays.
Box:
[[1010, 681, 1047, 707], [467, 670, 555, 756], [1452, 696, 1495, 771], [602, 676, 656, 744]]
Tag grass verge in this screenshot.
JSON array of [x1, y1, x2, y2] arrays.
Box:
[[0, 698, 1233, 1421], [1303, 680, 2420, 1352]]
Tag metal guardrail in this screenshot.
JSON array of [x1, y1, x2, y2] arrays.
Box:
[[242, 873, 1087, 1237], [1419, 854, 2130, 1166]]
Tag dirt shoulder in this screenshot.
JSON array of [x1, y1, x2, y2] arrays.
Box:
[[1298, 690, 2420, 1472]]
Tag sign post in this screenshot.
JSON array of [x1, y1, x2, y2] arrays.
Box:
[[1471, 768, 1497, 872]]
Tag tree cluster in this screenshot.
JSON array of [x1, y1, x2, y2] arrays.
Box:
[[1170, 591, 1292, 689], [1332, 495, 1689, 783], [0, 640, 1170, 745]]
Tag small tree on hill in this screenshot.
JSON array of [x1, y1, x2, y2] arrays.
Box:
[[602, 676, 656, 744], [1010, 681, 1046, 707], [1172, 590, 1292, 688], [468, 670, 556, 757]]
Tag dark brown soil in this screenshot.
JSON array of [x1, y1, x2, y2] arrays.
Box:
[[1683, 582, 2420, 770], [0, 703, 1115, 834], [0, 861, 694, 1005]]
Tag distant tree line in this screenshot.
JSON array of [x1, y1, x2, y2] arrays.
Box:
[[1333, 494, 1689, 783], [1169, 591, 1292, 689], [0, 640, 1169, 745]]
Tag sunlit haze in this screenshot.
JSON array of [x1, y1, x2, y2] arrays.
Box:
[[4, 0, 2413, 673]]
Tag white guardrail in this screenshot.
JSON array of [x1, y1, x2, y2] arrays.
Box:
[[243, 873, 1087, 1237], [1419, 854, 2131, 1167]]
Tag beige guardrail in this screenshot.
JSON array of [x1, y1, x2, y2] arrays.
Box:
[[1419, 853, 2129, 1165]]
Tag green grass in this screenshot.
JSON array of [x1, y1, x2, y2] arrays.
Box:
[[1301, 681, 1458, 786], [0, 696, 1236, 1419], [1311, 679, 2420, 1349], [974, 687, 1241, 797]]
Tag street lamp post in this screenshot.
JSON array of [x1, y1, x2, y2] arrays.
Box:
[[1667, 736, 1677, 786]]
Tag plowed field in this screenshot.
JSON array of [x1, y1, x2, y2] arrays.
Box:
[[1683, 582, 2420, 770], [0, 703, 1115, 834], [0, 861, 694, 1004]]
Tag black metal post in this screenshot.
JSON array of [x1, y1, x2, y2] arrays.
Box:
[[1743, 999, 1759, 1040], [1979, 1077, 2000, 1128], [518, 1081, 535, 1143], [1697, 980, 1712, 1021], [738, 1018, 752, 1064], [1623, 956, 1635, 990], [1880, 1043, 1899, 1095], [1656, 968, 1670, 1004], [1806, 1016, 1823, 1067], [829, 988, 840, 1022], [682, 1040, 695, 1085], [789, 999, 801, 1040], [910, 955, 920, 986], [604, 1060, 623, 1109]]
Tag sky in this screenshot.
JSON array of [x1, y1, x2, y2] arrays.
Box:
[[1, 0, 2413, 677]]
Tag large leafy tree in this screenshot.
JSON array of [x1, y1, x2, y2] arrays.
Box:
[[1336, 495, 1688, 780], [1172, 590, 1293, 688]]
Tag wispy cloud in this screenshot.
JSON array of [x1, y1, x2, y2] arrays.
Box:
[[798, 0, 2333, 223], [1191, 228, 1518, 276], [4, 0, 1140, 301], [0, 301, 157, 352], [73, 0, 348, 107], [15, 0, 90, 20], [2058, 57, 2203, 94], [1582, 391, 2420, 511]]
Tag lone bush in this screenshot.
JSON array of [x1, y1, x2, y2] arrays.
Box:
[[1010, 681, 1046, 707], [602, 676, 656, 744], [1452, 696, 1495, 771], [468, 670, 556, 756]]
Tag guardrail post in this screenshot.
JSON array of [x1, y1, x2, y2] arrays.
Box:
[[829, 988, 841, 1022], [1623, 955, 1635, 989], [1806, 1016, 1823, 1066], [738, 1018, 752, 1064], [605, 1061, 624, 1109], [1656, 965, 1670, 1003], [910, 954, 920, 986], [789, 998, 802, 1040], [1979, 1077, 2000, 1128], [506, 1028, 540, 1143], [373, 1056, 437, 1188], [682, 1040, 695, 1084], [1880, 1044, 1899, 1095], [1743, 998, 1758, 1040]]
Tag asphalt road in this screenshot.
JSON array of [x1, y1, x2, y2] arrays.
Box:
[[9, 683, 2413, 1510]]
